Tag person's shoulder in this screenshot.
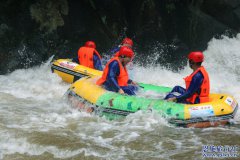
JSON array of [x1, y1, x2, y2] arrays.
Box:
[[110, 59, 118, 65], [194, 71, 204, 79], [111, 46, 120, 52], [78, 46, 87, 51], [108, 60, 119, 68]]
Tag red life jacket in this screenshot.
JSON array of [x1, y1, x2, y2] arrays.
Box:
[[78, 46, 101, 69], [184, 66, 210, 103], [96, 57, 129, 86]]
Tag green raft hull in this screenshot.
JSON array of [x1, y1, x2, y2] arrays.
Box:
[[67, 77, 238, 128]]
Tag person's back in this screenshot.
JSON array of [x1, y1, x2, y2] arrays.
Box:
[[96, 46, 138, 95], [184, 63, 210, 103], [108, 37, 133, 57], [165, 51, 210, 104], [73, 41, 103, 71]]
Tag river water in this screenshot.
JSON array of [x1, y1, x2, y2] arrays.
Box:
[[0, 35, 240, 159]]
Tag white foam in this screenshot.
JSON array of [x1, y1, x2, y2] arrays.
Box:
[[1, 34, 240, 159], [0, 134, 101, 158], [0, 58, 70, 100], [130, 34, 240, 122]]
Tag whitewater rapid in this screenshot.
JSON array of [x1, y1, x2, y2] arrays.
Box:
[[0, 34, 240, 159]]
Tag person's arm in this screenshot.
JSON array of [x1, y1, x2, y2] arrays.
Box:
[[127, 79, 138, 85], [176, 72, 204, 102], [72, 57, 79, 63], [128, 79, 132, 84], [107, 61, 121, 91], [109, 46, 120, 55], [93, 54, 103, 71]]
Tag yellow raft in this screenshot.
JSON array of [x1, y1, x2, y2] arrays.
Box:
[[51, 59, 238, 128], [51, 59, 102, 83], [67, 77, 238, 128]]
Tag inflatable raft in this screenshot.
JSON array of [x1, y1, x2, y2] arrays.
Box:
[[51, 59, 102, 83], [67, 77, 238, 128]]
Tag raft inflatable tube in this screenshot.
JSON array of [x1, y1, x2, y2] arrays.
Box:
[[51, 59, 102, 83], [67, 77, 238, 128]]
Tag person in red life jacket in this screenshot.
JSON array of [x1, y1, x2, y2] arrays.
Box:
[[165, 51, 210, 104], [96, 46, 138, 95], [109, 37, 133, 57], [72, 41, 103, 70]]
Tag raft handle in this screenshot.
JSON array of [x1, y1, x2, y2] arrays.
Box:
[[221, 109, 224, 111], [220, 96, 224, 99]]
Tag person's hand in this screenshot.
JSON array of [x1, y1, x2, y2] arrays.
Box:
[[131, 81, 138, 86], [167, 97, 177, 102], [118, 89, 125, 94]]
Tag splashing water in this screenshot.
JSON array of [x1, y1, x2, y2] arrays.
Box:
[[0, 35, 240, 159]]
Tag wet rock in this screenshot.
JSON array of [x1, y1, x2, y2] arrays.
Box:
[[0, 0, 240, 74]]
